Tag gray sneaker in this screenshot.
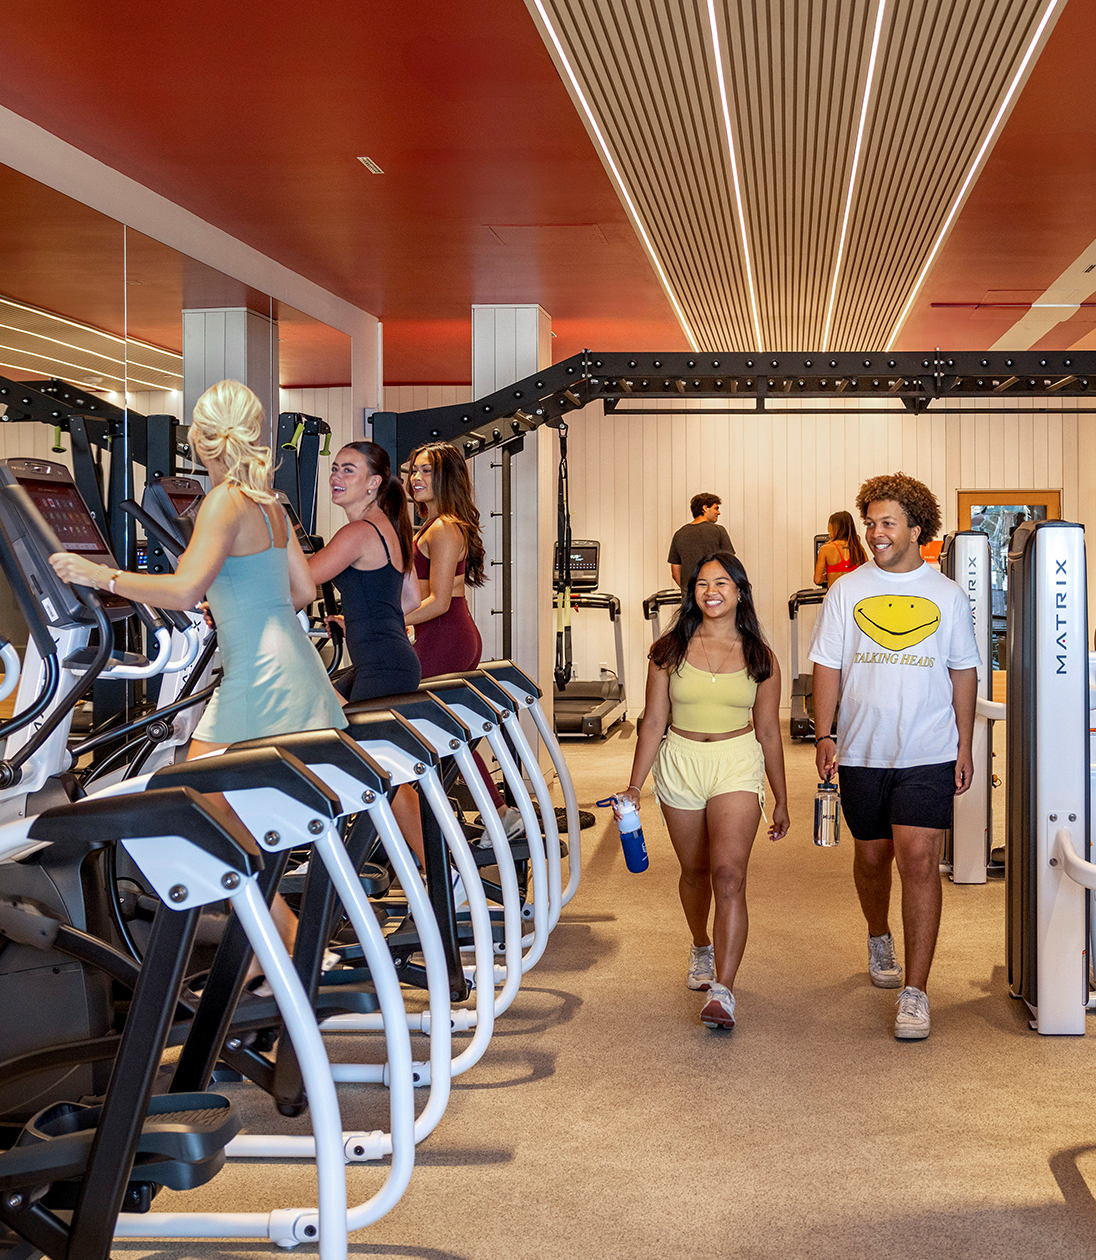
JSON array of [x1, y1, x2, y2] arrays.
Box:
[[894, 986, 931, 1040], [868, 932, 903, 988], [700, 982, 736, 1029], [686, 943, 715, 991]]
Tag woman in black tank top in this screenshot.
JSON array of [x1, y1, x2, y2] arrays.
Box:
[[307, 442, 421, 702]]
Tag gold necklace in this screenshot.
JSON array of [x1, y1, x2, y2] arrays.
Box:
[[698, 633, 740, 682]]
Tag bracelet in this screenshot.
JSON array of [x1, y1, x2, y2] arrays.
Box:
[[814, 735, 835, 746], [107, 569, 121, 595]]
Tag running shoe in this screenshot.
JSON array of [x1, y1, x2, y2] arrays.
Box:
[[686, 943, 715, 991], [700, 982, 736, 1030]]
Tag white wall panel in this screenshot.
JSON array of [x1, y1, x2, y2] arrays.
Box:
[[279, 385, 354, 544], [563, 397, 1085, 715]]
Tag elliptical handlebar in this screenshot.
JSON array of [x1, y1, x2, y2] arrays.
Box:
[[0, 586, 113, 786], [120, 498, 185, 560], [0, 640, 18, 704]]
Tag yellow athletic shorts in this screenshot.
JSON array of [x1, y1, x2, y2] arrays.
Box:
[[652, 728, 766, 812]]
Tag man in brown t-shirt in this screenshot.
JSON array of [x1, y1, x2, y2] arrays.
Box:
[[668, 493, 735, 589]]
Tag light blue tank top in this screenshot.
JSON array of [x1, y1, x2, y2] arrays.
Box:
[[193, 502, 347, 744]]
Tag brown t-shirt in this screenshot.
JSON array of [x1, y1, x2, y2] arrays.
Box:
[[667, 522, 735, 589]]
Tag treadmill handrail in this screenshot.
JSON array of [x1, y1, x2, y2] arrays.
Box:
[[789, 587, 826, 619], [643, 588, 682, 619], [556, 591, 622, 620]]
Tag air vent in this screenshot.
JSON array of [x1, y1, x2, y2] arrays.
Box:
[[356, 156, 384, 174]]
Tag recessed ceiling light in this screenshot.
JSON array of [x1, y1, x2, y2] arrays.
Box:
[[357, 156, 384, 174]]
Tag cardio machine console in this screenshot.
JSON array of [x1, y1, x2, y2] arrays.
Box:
[[276, 490, 316, 554], [553, 540, 599, 592], [0, 458, 133, 626], [143, 475, 205, 552]]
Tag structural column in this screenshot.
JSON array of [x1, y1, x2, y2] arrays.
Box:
[[470, 304, 555, 765], [183, 307, 279, 446]]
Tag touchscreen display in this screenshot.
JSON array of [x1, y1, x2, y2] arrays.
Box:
[[21, 478, 110, 556]]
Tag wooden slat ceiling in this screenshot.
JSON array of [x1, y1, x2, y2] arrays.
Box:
[[530, 0, 1064, 352]]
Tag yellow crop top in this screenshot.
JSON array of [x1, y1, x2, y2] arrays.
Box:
[[668, 660, 758, 734]]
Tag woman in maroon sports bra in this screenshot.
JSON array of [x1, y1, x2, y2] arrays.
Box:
[[406, 441, 518, 830], [405, 441, 487, 675]]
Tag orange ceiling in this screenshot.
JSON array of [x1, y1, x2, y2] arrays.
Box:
[[0, 0, 1092, 383], [896, 0, 1096, 352]]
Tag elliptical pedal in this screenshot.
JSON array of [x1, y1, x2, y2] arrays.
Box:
[[0, 1091, 241, 1201]]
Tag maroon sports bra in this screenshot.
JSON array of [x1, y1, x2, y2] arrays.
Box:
[[412, 530, 466, 581]]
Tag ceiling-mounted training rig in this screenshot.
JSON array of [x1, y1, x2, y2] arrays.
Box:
[[372, 348, 1096, 665]]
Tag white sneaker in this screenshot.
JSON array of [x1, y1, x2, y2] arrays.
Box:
[[451, 870, 468, 911], [700, 982, 736, 1030], [894, 986, 931, 1040], [686, 943, 715, 991], [499, 806, 525, 842], [868, 932, 903, 988]]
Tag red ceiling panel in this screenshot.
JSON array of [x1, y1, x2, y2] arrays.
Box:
[[0, 0, 685, 383]]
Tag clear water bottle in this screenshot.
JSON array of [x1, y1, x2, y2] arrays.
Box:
[[814, 780, 841, 847], [596, 795, 650, 873]]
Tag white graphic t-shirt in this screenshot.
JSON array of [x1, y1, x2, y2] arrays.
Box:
[[807, 560, 981, 769]]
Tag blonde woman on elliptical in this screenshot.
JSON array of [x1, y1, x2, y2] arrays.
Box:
[[51, 379, 346, 981]]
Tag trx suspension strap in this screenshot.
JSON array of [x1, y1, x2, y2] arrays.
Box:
[[554, 422, 572, 692]]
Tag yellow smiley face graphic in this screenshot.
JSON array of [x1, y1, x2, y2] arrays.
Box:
[[853, 594, 941, 651]]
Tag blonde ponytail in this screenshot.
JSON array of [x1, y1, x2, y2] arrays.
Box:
[[189, 379, 277, 504]]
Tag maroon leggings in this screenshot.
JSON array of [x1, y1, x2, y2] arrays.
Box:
[[414, 599, 503, 808]]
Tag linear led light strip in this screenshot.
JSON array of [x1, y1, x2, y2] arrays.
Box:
[[705, 0, 763, 350], [528, 0, 700, 351], [821, 0, 888, 352], [0, 318, 176, 379], [0, 344, 176, 393], [885, 0, 1065, 350], [0, 295, 183, 366]]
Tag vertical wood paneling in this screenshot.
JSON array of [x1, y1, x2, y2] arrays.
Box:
[[279, 385, 354, 544], [564, 398, 1086, 715]]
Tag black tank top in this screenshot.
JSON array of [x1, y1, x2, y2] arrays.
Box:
[[332, 521, 421, 702]]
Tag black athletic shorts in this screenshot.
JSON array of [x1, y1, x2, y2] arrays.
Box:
[[837, 762, 957, 840]]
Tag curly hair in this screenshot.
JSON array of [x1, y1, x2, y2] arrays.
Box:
[[855, 472, 941, 545]]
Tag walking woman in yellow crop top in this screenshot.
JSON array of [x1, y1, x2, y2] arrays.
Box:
[[620, 551, 789, 1031]]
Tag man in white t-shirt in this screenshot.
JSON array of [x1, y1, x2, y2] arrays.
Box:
[[809, 473, 979, 1041]]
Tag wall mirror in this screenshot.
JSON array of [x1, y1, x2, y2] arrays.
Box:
[[957, 488, 1062, 669]]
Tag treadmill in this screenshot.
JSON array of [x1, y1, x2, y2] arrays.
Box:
[[552, 540, 626, 738], [788, 533, 835, 740]]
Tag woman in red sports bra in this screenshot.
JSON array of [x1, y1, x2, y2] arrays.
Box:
[[814, 510, 869, 587]]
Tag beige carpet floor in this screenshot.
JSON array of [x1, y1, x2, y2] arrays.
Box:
[[114, 725, 1096, 1260]]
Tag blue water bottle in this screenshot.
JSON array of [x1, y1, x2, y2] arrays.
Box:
[[596, 795, 649, 873]]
